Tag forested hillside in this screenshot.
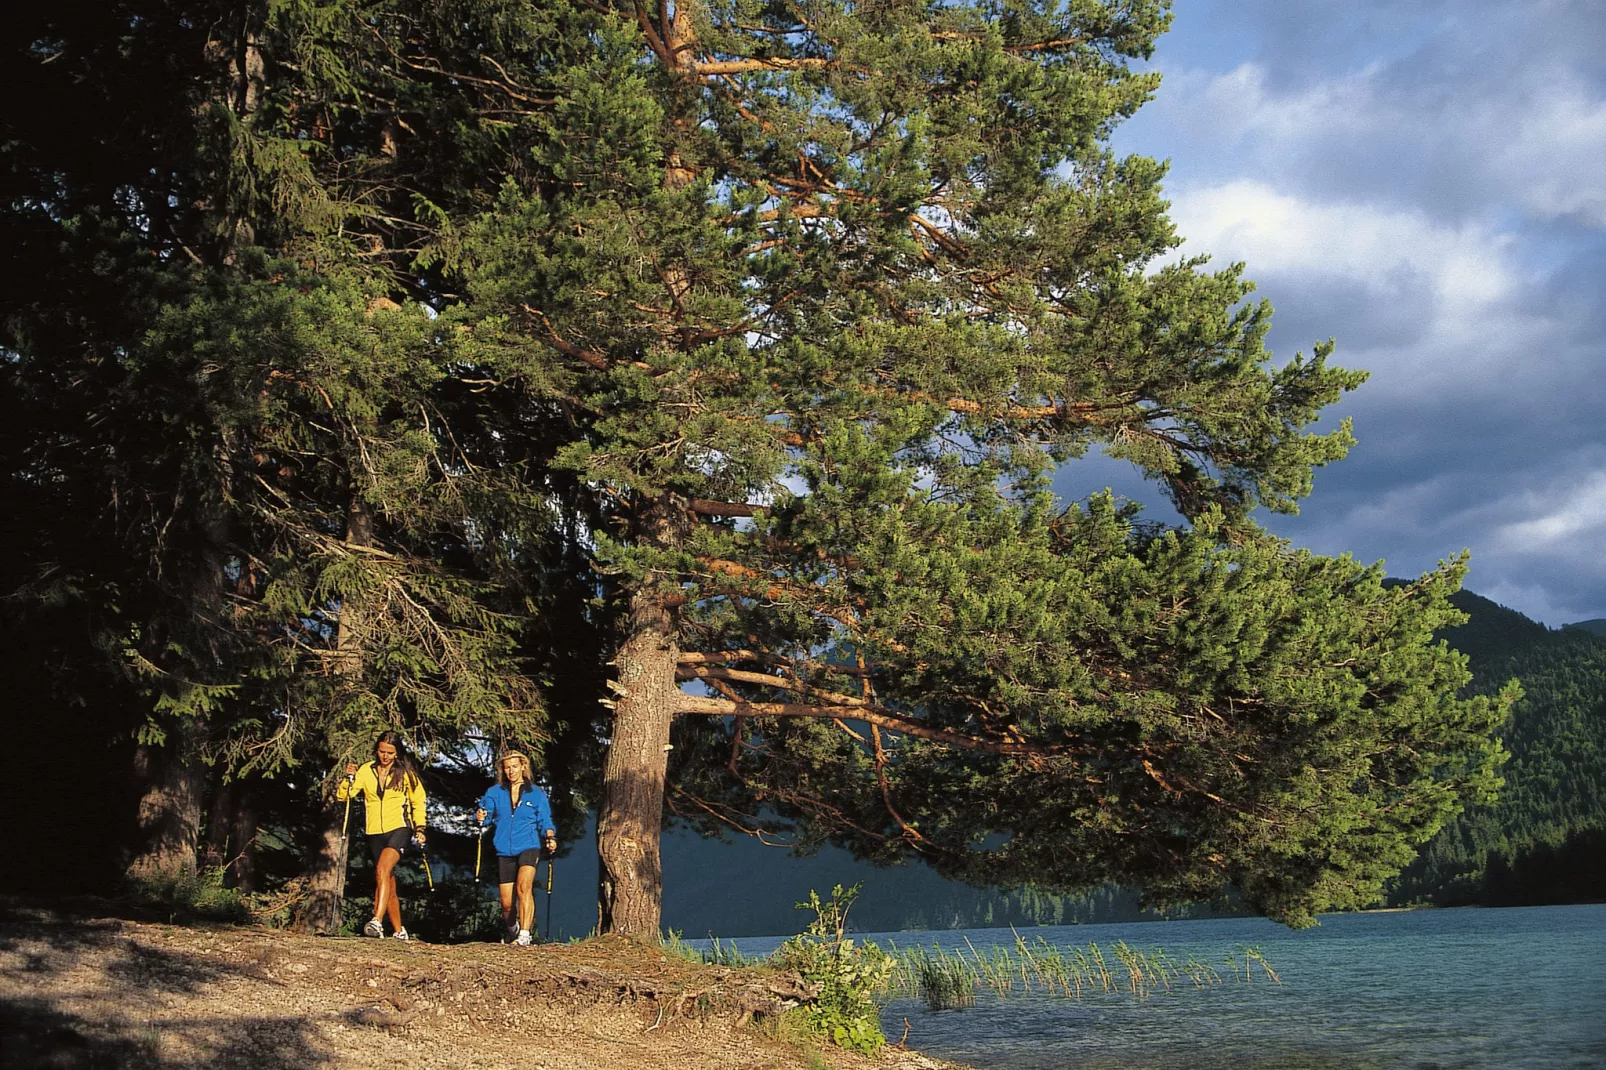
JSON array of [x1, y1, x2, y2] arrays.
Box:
[[1387, 592, 1606, 906]]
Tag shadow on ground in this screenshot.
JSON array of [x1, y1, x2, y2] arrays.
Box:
[[0, 997, 339, 1069], [0, 913, 355, 1068]]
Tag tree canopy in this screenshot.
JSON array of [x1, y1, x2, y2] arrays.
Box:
[[2, 0, 1509, 932]]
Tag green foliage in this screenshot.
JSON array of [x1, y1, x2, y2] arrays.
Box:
[[660, 929, 706, 964], [1389, 591, 1606, 906], [125, 866, 249, 925], [0, 0, 1508, 934], [1, 1, 554, 891], [701, 936, 759, 968], [771, 885, 896, 1054], [900, 945, 978, 1009]]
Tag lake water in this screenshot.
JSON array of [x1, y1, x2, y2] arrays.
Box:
[[698, 903, 1606, 1069]]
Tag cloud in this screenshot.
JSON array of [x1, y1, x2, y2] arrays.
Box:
[[1125, 7, 1606, 230], [1163, 181, 1604, 430], [1169, 181, 1516, 367], [1093, 2, 1606, 624], [1265, 448, 1606, 624], [1494, 470, 1606, 554]]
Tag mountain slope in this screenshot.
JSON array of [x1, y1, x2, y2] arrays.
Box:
[[1387, 592, 1606, 905]]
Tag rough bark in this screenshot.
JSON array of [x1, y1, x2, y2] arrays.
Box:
[[295, 804, 351, 934], [596, 590, 680, 938], [295, 492, 372, 933], [125, 717, 207, 882]]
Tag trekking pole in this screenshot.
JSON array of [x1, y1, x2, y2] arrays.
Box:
[[406, 796, 433, 893], [544, 856, 554, 942], [337, 773, 355, 886], [474, 827, 485, 882]]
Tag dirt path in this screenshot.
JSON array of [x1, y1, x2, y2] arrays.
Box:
[[0, 906, 960, 1070]]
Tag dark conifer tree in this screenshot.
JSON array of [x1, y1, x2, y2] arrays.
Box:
[[1, 2, 547, 919], [3, 0, 1509, 934]]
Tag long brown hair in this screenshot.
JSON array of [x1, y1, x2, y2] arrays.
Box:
[[372, 731, 422, 793]]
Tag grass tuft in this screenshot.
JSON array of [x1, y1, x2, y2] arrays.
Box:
[[884, 932, 1274, 1009]]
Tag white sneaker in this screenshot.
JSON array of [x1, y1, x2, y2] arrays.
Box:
[[516, 929, 532, 946], [364, 918, 385, 938], [393, 928, 411, 942]]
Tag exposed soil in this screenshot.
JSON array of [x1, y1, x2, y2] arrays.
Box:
[[0, 904, 961, 1070]]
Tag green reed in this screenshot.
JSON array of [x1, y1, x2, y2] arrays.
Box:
[[886, 930, 1276, 1010], [703, 935, 760, 968]]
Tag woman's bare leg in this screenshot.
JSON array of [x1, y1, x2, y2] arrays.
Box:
[[375, 847, 403, 931], [516, 864, 537, 935], [498, 882, 515, 927]]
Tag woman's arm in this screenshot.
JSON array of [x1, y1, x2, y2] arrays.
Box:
[[406, 775, 428, 838], [531, 787, 557, 850], [476, 786, 498, 826], [338, 763, 370, 802]]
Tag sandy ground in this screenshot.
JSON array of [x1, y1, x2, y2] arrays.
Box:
[[0, 905, 961, 1070]]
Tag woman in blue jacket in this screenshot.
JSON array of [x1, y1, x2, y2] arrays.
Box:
[[476, 750, 557, 945]]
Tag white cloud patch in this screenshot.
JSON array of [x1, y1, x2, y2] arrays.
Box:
[[1498, 76, 1606, 226], [1170, 180, 1515, 308], [1162, 181, 1557, 394], [1495, 471, 1606, 551], [1273, 452, 1606, 624]]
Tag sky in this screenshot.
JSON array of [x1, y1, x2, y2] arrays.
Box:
[[1064, 0, 1606, 626]]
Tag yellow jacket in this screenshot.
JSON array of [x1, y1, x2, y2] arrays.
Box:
[[337, 762, 427, 836]]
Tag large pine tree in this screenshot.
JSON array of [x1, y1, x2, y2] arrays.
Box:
[[3, 0, 1508, 932], [429, 0, 1506, 931]]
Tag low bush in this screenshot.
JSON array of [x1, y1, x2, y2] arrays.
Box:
[[771, 884, 896, 1055], [125, 865, 248, 923]]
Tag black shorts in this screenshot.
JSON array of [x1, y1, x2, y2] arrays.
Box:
[[367, 828, 411, 862], [497, 849, 543, 885]]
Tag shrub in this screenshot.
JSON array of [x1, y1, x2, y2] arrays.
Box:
[[125, 864, 248, 923], [772, 884, 896, 1054]]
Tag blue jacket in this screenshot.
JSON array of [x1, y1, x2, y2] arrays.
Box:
[[478, 781, 555, 858]]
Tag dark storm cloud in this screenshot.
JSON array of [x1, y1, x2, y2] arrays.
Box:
[[1092, 0, 1606, 623]]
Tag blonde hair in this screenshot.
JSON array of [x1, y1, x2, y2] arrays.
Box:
[[496, 751, 533, 789]]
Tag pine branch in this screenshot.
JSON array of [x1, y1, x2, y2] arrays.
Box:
[[672, 689, 1064, 757], [690, 57, 839, 77]]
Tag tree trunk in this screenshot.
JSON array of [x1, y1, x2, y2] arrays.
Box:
[[202, 774, 233, 871], [295, 802, 350, 933], [126, 717, 207, 882], [230, 780, 260, 893], [202, 775, 260, 891], [295, 491, 372, 933], [596, 590, 680, 938]]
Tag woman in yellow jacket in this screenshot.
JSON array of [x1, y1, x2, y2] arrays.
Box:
[[338, 731, 428, 940]]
